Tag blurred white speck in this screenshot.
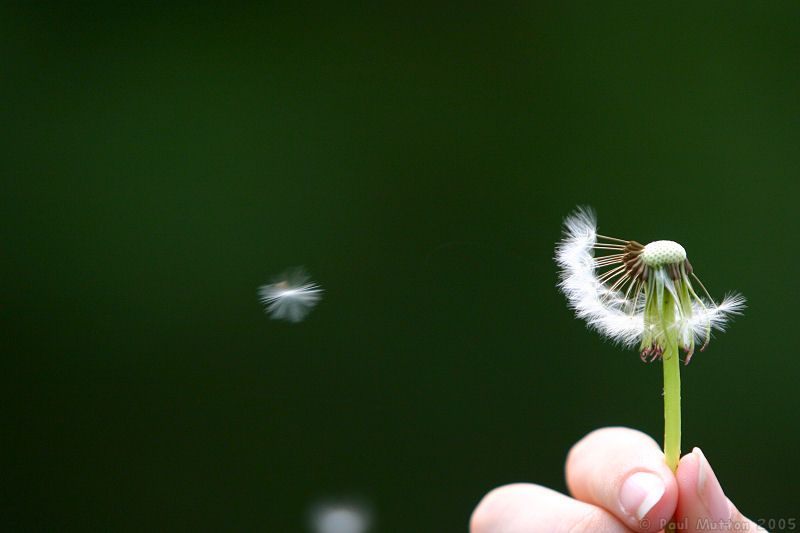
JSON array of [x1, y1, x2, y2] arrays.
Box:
[[258, 267, 323, 323], [309, 501, 371, 533]]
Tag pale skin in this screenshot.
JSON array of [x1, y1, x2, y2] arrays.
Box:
[[471, 427, 763, 533]]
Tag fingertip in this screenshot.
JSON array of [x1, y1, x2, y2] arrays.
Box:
[[674, 447, 766, 533], [675, 448, 701, 495], [619, 471, 665, 521], [619, 470, 678, 533], [566, 426, 660, 493], [565, 426, 677, 533]]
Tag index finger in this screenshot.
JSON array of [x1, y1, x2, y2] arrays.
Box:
[[566, 427, 678, 532]]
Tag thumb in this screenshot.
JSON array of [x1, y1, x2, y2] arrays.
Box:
[[674, 447, 766, 532]]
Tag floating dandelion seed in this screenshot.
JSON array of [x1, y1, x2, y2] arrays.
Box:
[[309, 501, 371, 533], [555, 206, 745, 364], [555, 206, 745, 475], [258, 267, 323, 323]]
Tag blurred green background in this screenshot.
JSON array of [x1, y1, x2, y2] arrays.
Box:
[[3, 2, 799, 531]]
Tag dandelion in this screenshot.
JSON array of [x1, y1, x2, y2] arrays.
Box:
[[258, 267, 323, 323], [555, 206, 745, 472]]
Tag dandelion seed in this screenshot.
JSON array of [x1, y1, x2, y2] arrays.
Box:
[[258, 267, 323, 323], [555, 206, 745, 364], [309, 500, 371, 533]]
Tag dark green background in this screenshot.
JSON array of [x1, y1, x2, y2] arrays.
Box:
[[4, 2, 799, 531]]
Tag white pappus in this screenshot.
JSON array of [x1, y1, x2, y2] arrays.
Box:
[[309, 500, 371, 533], [258, 267, 323, 323]]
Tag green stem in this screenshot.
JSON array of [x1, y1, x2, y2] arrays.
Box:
[[661, 292, 681, 532], [663, 338, 681, 472], [662, 294, 681, 472]]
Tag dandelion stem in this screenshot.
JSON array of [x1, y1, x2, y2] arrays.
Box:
[[661, 290, 681, 471], [662, 335, 681, 472], [661, 291, 681, 531]]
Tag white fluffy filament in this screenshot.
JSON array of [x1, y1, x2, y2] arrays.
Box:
[[555, 207, 644, 347], [259, 267, 323, 323]]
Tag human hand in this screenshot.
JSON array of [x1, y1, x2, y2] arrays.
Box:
[[470, 427, 763, 532]]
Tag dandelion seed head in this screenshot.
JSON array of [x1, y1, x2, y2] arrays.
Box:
[[555, 207, 745, 363], [258, 267, 323, 323]]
